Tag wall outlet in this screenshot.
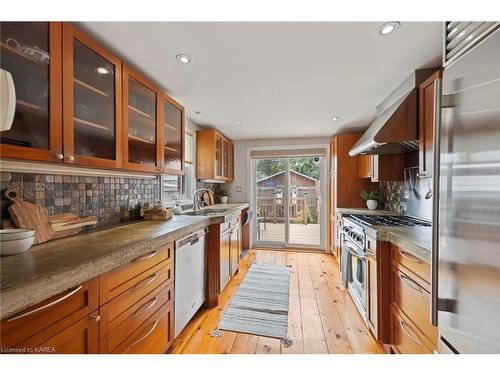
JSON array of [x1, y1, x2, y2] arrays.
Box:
[[235, 186, 242, 192]]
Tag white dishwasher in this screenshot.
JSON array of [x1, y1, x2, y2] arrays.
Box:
[[174, 227, 207, 337]]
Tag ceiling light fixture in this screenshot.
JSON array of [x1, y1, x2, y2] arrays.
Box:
[[378, 21, 400, 36], [234, 120, 242, 125], [176, 54, 191, 64], [194, 111, 202, 115], [331, 116, 340, 121]]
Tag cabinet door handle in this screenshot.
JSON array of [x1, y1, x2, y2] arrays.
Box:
[[400, 319, 424, 347], [131, 319, 159, 346], [131, 296, 159, 319], [400, 274, 423, 293], [130, 273, 158, 292], [133, 250, 159, 263], [399, 250, 422, 264], [7, 285, 83, 322]]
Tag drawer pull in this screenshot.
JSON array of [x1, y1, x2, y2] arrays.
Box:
[[131, 319, 158, 346], [131, 273, 158, 292], [131, 296, 159, 319], [7, 285, 83, 322], [400, 274, 423, 293], [399, 250, 422, 264], [133, 250, 159, 263], [400, 319, 424, 347]]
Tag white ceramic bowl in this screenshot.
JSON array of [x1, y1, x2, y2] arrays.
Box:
[[0, 235, 35, 256], [0, 229, 36, 241]]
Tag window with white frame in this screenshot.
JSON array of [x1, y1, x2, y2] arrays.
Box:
[[161, 131, 195, 202]]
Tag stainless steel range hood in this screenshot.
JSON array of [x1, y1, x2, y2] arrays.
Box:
[[349, 69, 437, 157]]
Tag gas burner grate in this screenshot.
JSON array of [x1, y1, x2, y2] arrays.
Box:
[[348, 214, 431, 228]]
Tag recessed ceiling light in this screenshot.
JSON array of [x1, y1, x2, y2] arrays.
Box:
[[234, 120, 242, 125], [378, 22, 400, 36], [176, 54, 191, 64], [194, 111, 201, 115], [331, 116, 340, 121]]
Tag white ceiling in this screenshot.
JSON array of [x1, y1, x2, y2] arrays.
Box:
[[78, 22, 443, 140]]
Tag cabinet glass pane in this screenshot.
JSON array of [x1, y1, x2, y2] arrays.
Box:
[[73, 39, 115, 160], [163, 100, 182, 171], [0, 22, 50, 150], [127, 77, 156, 166], [223, 140, 229, 177], [215, 135, 222, 176]]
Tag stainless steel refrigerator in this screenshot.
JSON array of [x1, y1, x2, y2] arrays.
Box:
[[432, 24, 500, 354]]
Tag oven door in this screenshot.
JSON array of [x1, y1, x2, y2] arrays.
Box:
[[344, 238, 367, 320]]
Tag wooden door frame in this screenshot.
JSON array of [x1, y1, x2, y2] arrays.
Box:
[[62, 22, 123, 169], [121, 64, 160, 173], [0, 22, 63, 163]]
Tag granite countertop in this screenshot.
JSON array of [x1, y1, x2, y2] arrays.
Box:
[[0, 202, 249, 319], [336, 208, 431, 262]]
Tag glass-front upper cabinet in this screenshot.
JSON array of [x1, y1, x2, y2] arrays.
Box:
[[161, 94, 184, 174], [122, 65, 159, 172], [215, 134, 223, 178], [0, 22, 63, 162], [222, 138, 229, 179], [62, 23, 122, 168], [229, 142, 234, 180]]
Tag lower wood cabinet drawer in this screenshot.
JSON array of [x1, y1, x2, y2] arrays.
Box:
[[109, 301, 174, 354], [100, 243, 173, 304], [390, 307, 432, 354], [99, 282, 174, 351], [392, 266, 437, 348], [99, 261, 174, 339], [391, 244, 430, 284], [1, 278, 98, 350]]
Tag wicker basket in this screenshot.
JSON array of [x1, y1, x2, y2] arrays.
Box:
[[142, 206, 173, 221]]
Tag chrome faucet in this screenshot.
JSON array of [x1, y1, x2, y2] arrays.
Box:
[[193, 188, 213, 212]]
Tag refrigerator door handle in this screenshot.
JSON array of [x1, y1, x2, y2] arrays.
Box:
[[431, 77, 442, 327]]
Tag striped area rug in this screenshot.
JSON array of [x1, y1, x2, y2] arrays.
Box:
[[217, 263, 291, 342]]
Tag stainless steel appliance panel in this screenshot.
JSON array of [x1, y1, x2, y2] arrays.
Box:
[[437, 28, 500, 353]]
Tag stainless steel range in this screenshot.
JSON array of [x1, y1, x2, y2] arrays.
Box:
[[341, 215, 368, 322], [340, 214, 431, 322]]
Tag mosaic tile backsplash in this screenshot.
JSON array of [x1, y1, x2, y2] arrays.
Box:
[[379, 181, 407, 214], [0, 172, 160, 228]]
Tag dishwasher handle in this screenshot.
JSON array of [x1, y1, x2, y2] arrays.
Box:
[[176, 227, 208, 248]]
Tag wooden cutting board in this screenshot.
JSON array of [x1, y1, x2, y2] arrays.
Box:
[[5, 190, 54, 244]]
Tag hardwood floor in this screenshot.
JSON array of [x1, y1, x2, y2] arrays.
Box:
[[169, 249, 384, 354]]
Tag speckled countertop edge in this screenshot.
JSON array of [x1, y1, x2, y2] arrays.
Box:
[[0, 203, 249, 319]]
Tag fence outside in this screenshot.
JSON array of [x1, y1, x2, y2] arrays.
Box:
[[256, 184, 320, 224]]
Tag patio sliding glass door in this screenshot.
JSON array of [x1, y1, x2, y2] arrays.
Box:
[[253, 155, 324, 249]]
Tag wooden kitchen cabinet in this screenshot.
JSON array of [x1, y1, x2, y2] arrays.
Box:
[[0, 278, 99, 353], [161, 93, 185, 174], [62, 23, 123, 169], [196, 129, 234, 182], [390, 243, 437, 353], [367, 254, 378, 337], [357, 154, 405, 182], [219, 227, 232, 292], [329, 134, 371, 258], [0, 22, 63, 163], [418, 70, 442, 179], [122, 65, 160, 172]]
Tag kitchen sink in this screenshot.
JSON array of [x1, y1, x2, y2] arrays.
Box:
[[182, 209, 228, 216]]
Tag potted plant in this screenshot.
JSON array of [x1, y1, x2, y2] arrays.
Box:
[[214, 185, 230, 204], [360, 189, 380, 210]]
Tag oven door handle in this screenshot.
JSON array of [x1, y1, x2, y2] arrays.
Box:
[[348, 248, 366, 261]]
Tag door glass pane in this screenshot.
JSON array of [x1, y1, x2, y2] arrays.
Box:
[[288, 156, 321, 246], [127, 77, 156, 166], [255, 158, 286, 244], [163, 100, 182, 171], [0, 22, 50, 150], [73, 39, 115, 159], [215, 135, 222, 176]]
